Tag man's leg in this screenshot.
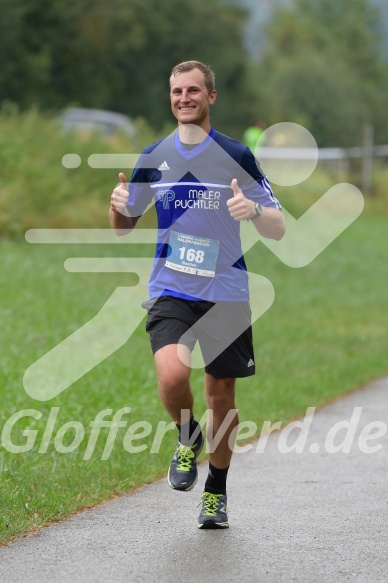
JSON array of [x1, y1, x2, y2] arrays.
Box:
[[205, 374, 238, 469], [154, 343, 203, 491], [205, 374, 239, 484], [198, 374, 238, 529], [154, 344, 193, 424]]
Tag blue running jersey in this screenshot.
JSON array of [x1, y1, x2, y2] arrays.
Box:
[[127, 128, 281, 301]]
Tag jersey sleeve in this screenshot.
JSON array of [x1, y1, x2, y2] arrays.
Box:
[[126, 152, 156, 217], [238, 147, 282, 209]]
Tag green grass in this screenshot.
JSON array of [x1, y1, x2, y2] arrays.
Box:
[[1, 207, 387, 543]]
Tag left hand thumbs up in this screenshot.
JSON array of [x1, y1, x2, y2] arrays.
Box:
[[231, 178, 242, 197], [227, 178, 252, 221]]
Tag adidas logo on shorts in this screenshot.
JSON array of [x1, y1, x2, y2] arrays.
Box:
[[247, 359, 255, 367]]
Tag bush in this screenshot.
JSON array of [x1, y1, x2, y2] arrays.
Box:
[[0, 106, 163, 237]]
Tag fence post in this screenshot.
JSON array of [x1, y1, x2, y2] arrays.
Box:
[[361, 123, 374, 195]]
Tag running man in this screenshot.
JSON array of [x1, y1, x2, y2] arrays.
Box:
[[109, 60, 285, 528]]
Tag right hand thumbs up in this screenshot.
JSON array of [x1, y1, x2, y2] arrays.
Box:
[[119, 172, 127, 188], [110, 172, 130, 214]]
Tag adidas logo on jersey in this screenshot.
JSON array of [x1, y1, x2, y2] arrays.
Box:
[[158, 161, 170, 171], [247, 359, 255, 367]]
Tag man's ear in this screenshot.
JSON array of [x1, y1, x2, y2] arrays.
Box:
[[209, 90, 217, 105]]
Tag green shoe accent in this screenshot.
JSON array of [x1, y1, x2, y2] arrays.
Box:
[[167, 433, 203, 491], [176, 443, 196, 471], [198, 492, 229, 529]]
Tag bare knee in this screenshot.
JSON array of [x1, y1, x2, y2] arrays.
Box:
[[158, 369, 189, 393], [205, 376, 236, 412], [155, 344, 191, 393]]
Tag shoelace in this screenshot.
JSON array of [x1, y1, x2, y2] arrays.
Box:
[[176, 443, 196, 471], [200, 492, 222, 516]]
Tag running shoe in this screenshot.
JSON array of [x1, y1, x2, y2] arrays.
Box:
[[198, 492, 229, 529], [167, 432, 203, 491]]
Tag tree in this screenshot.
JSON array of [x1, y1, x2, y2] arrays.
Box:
[[253, 0, 387, 146], [256, 51, 369, 147], [0, 0, 83, 107], [0, 0, 256, 137]]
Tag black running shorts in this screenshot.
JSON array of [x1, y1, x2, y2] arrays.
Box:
[[142, 295, 255, 379]]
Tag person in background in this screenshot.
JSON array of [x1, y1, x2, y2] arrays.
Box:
[[242, 119, 267, 154]]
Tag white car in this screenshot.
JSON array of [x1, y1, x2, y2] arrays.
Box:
[[61, 107, 136, 138]]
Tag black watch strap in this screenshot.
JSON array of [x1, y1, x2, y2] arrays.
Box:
[[248, 202, 262, 221]]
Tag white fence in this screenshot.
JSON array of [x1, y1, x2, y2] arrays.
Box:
[[256, 125, 387, 193], [256, 144, 388, 160]]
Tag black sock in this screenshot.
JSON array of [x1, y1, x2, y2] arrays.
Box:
[[204, 463, 229, 495], [176, 417, 201, 446]]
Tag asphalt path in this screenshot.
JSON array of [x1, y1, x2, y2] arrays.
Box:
[[1, 376, 388, 583]]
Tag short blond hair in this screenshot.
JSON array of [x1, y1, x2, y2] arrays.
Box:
[[170, 61, 216, 94]]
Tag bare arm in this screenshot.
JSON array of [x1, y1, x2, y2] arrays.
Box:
[[249, 205, 285, 240], [109, 172, 140, 235], [226, 178, 286, 241]]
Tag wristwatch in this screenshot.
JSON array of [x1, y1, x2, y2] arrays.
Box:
[[248, 202, 263, 221]]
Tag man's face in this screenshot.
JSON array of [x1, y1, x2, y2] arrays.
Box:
[[169, 68, 217, 128]]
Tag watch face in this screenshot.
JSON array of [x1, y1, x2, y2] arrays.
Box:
[[255, 203, 262, 216]]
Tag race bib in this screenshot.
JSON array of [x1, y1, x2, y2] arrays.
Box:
[[166, 231, 220, 277]]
